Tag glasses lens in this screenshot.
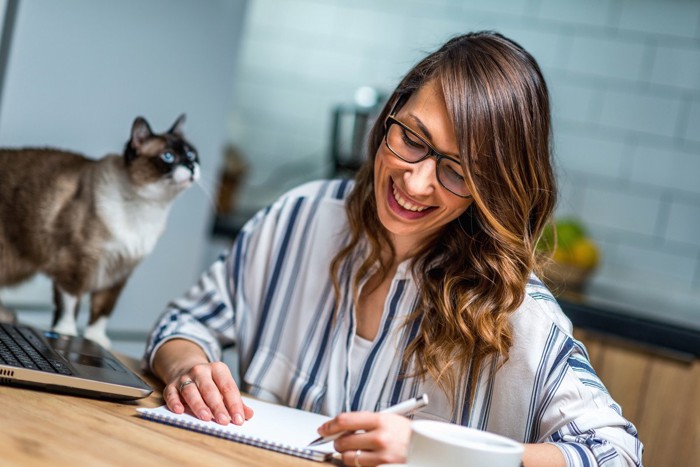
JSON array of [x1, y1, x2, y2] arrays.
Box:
[[387, 121, 428, 162], [386, 118, 470, 198], [438, 158, 468, 197]]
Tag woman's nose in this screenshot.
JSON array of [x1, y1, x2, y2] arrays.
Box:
[[402, 157, 437, 196]]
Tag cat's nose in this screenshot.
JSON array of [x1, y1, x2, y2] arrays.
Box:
[[183, 160, 197, 177]]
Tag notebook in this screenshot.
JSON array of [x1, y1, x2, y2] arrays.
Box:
[[0, 322, 153, 400], [137, 396, 336, 462]]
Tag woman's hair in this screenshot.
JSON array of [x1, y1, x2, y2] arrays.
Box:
[[330, 31, 556, 403]]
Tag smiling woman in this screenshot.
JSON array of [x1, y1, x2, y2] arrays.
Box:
[[145, 32, 642, 467], [335, 32, 557, 404]]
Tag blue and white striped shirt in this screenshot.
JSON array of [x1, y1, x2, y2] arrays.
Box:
[[145, 180, 642, 466]]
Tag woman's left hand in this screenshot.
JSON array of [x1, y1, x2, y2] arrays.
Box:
[[317, 411, 412, 466]]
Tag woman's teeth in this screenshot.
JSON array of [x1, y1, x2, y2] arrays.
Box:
[[393, 186, 428, 212]]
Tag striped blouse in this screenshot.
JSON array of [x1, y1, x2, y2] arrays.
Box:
[[144, 179, 642, 466]]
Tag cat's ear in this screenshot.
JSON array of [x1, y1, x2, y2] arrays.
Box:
[[124, 117, 153, 165], [168, 114, 186, 136], [130, 117, 154, 150]]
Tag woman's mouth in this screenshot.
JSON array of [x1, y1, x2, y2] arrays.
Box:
[[387, 179, 436, 219]]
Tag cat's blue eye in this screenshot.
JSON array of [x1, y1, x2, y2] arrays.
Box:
[[160, 152, 175, 163], [185, 150, 197, 161]]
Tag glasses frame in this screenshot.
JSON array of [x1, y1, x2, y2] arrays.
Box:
[[384, 115, 471, 198]]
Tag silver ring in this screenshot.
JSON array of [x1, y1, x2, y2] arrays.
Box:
[[178, 379, 195, 392], [354, 449, 362, 467]]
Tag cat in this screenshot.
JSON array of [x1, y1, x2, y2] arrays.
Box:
[[0, 114, 199, 348]]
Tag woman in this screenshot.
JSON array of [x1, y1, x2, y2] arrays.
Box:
[[144, 32, 642, 466]]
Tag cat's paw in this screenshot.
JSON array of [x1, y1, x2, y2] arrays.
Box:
[[84, 327, 112, 349], [52, 321, 78, 336]]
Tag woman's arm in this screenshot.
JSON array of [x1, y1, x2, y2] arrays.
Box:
[[536, 336, 643, 466], [143, 253, 250, 424], [522, 443, 565, 466]]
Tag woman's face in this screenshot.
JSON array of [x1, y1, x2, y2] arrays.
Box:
[[373, 80, 474, 253]]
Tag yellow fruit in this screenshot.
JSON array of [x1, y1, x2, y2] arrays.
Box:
[[552, 247, 570, 264], [570, 238, 599, 269]]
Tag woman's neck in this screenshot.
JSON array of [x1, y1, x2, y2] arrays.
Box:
[[386, 230, 436, 266]]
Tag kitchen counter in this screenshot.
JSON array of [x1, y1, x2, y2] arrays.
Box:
[[559, 292, 700, 360]]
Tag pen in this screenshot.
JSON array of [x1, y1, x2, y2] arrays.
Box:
[[307, 393, 429, 447]]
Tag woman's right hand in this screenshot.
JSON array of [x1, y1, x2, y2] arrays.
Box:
[[153, 339, 254, 426]]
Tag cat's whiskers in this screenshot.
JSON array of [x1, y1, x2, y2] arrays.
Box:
[[193, 175, 218, 214]]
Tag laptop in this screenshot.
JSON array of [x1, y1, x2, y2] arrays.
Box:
[[0, 322, 153, 400]]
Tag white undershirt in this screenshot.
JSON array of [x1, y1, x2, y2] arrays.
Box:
[[350, 334, 374, 387]]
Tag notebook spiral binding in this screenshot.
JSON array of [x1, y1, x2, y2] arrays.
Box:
[[138, 410, 327, 461]]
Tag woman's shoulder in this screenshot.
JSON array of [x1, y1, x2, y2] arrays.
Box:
[[501, 276, 580, 375], [242, 179, 353, 235], [277, 179, 355, 204], [510, 275, 573, 338]]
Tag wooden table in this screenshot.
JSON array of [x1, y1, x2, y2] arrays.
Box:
[[0, 356, 325, 466]]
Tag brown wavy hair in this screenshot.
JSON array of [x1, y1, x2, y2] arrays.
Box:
[[330, 31, 556, 403]]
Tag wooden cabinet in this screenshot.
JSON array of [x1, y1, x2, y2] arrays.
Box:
[[575, 329, 700, 466]]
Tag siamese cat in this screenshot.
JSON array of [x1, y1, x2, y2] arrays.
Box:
[[0, 115, 199, 348]]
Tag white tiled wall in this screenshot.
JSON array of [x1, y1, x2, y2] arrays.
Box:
[[229, 0, 700, 324]]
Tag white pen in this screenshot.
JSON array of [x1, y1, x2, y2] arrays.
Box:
[[307, 393, 429, 447]]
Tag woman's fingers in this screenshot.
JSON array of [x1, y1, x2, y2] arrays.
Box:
[[164, 362, 250, 426], [178, 372, 214, 421], [334, 430, 383, 451], [210, 361, 252, 425], [163, 380, 186, 414], [319, 411, 380, 436], [196, 372, 231, 425], [321, 413, 411, 466], [341, 448, 383, 467]]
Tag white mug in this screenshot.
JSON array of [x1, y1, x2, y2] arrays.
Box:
[[404, 420, 524, 467]]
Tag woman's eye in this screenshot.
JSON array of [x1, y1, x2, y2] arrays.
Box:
[[401, 128, 426, 150], [160, 152, 175, 163], [444, 164, 465, 182]]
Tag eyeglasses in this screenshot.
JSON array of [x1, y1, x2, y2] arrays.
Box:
[[384, 115, 471, 198]]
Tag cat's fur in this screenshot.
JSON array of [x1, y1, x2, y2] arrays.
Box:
[[0, 115, 199, 347]]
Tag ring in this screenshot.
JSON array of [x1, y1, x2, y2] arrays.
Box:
[[178, 379, 195, 392], [354, 449, 362, 467]]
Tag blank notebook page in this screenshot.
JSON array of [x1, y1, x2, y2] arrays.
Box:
[[137, 396, 335, 461]]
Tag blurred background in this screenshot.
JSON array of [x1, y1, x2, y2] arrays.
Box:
[[1, 0, 699, 354], [228, 0, 700, 331], [1, 2, 699, 463]]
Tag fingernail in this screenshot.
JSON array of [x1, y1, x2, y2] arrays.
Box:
[[234, 413, 244, 425], [217, 413, 230, 425], [199, 410, 211, 420]]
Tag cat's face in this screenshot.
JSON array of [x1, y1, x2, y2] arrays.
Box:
[[123, 114, 200, 200]]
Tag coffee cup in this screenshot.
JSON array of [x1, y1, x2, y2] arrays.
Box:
[[401, 420, 524, 467]]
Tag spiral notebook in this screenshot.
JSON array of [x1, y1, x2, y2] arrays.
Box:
[[136, 396, 335, 462]]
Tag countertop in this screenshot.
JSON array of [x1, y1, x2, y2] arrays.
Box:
[[559, 292, 700, 360]]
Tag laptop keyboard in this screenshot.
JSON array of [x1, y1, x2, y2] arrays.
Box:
[[0, 324, 74, 375]]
